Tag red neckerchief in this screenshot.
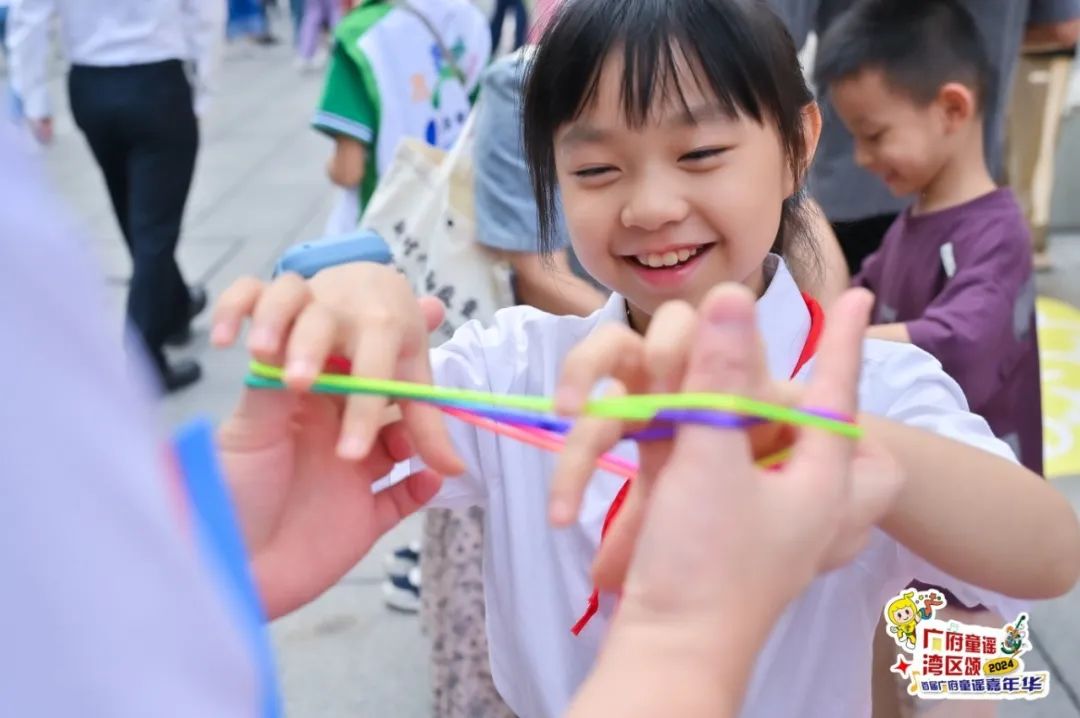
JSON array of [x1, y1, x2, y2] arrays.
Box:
[[571, 292, 825, 635]]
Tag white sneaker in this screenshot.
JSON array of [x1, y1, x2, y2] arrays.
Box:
[[383, 540, 421, 577], [383, 566, 421, 613]]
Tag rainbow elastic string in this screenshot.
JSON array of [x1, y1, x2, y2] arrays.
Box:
[[245, 361, 861, 478]]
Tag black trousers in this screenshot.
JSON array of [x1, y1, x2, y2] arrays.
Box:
[[68, 59, 198, 369]]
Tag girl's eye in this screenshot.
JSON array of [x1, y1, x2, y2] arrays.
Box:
[[573, 165, 616, 179], [680, 147, 729, 162], [866, 129, 885, 143]]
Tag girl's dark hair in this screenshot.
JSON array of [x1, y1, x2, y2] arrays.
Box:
[[522, 0, 817, 267]]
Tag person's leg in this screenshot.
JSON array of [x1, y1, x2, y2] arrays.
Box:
[[511, 0, 529, 50], [1008, 55, 1050, 270], [289, 0, 305, 43], [490, 0, 510, 55], [67, 67, 134, 251], [327, 0, 343, 30], [0, 6, 8, 58], [422, 508, 516, 718], [1011, 53, 1072, 271], [296, 0, 323, 60], [1032, 56, 1071, 263], [1, 7, 15, 122], [123, 61, 201, 385]]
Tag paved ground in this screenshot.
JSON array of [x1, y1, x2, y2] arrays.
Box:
[[8, 31, 1080, 718]]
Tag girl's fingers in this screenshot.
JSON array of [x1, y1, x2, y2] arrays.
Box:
[[417, 295, 447, 334], [783, 289, 873, 492], [549, 381, 628, 526], [555, 324, 645, 415], [641, 301, 698, 391], [337, 319, 404, 460], [628, 303, 697, 483], [396, 351, 465, 477], [376, 419, 416, 465], [247, 273, 312, 364], [372, 468, 445, 537], [283, 303, 341, 389], [211, 276, 265, 347]]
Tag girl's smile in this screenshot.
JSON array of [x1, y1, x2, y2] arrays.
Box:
[[623, 241, 716, 289]]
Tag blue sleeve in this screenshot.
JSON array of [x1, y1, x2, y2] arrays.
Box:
[[472, 53, 569, 253], [173, 420, 282, 718]]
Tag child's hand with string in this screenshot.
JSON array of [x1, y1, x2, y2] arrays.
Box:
[[567, 286, 902, 717], [551, 286, 904, 598], [208, 266, 464, 619]]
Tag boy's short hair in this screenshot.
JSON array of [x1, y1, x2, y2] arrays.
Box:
[[814, 0, 993, 112]]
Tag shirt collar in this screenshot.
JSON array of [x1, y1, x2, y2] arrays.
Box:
[[597, 255, 811, 380]]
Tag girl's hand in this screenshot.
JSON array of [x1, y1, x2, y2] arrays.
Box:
[[207, 265, 465, 618], [211, 265, 463, 474]]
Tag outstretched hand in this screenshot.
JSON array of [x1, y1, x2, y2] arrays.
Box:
[[211, 271, 453, 619]]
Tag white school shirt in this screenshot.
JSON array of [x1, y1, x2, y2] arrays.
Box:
[[420, 256, 1025, 718], [6, 0, 225, 119]]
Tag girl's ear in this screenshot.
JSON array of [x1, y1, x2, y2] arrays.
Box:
[[801, 102, 824, 167], [786, 102, 823, 197]]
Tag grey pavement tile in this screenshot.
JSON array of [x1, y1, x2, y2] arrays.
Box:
[[271, 517, 429, 717]]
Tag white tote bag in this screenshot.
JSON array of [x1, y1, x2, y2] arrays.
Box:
[[360, 112, 515, 345]]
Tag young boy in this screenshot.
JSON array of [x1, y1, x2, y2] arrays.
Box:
[[816, 0, 1043, 715], [312, 0, 491, 233]]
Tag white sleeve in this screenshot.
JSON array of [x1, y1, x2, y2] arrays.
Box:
[[861, 341, 1028, 619], [411, 303, 555, 510], [420, 318, 509, 509], [180, 0, 226, 116], [6, 0, 55, 119]]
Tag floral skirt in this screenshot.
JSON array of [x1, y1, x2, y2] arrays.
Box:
[[421, 507, 516, 718]]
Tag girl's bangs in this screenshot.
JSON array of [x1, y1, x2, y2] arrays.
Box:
[[529, 0, 767, 131]]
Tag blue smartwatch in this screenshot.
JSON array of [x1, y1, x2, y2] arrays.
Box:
[[273, 229, 393, 278]]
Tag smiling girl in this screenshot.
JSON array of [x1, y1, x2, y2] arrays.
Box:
[[211, 1, 1080, 716]]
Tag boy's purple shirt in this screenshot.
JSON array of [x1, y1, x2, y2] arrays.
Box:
[[854, 188, 1044, 475]]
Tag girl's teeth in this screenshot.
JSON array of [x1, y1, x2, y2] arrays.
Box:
[[636, 246, 701, 268]]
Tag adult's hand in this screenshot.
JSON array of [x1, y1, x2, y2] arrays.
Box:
[[567, 285, 901, 718]]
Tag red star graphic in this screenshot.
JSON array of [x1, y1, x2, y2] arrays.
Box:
[[891, 655, 913, 676]]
